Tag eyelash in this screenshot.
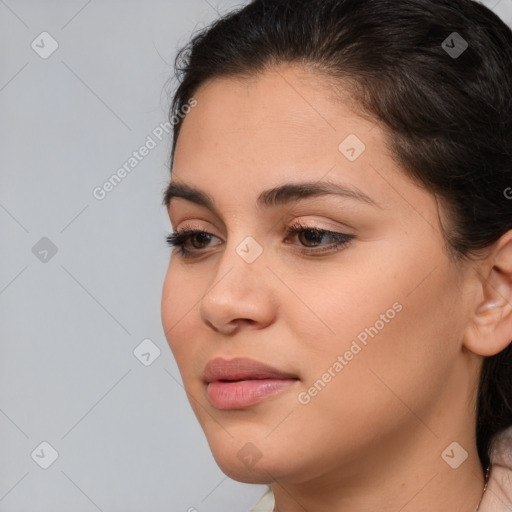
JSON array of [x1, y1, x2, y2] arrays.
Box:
[[166, 221, 355, 259]]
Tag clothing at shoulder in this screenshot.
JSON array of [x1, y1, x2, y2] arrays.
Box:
[[250, 486, 274, 512], [250, 426, 512, 512], [479, 425, 512, 512]]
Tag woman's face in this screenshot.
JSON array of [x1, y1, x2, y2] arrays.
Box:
[[161, 65, 480, 485]]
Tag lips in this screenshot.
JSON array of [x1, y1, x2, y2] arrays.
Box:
[[203, 357, 300, 410], [203, 357, 298, 383]]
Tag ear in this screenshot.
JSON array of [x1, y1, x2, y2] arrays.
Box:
[[464, 230, 512, 357]]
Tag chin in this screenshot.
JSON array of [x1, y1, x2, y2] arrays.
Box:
[[213, 449, 318, 486], [212, 453, 279, 484], [222, 466, 275, 484], [204, 436, 284, 484]]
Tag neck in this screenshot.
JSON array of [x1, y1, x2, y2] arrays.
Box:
[[271, 432, 485, 512]]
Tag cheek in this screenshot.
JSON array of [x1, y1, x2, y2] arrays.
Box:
[[280, 252, 404, 361], [258, 264, 461, 477], [161, 263, 204, 368], [288, 244, 461, 413]]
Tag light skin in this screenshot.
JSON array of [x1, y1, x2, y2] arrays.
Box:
[[161, 64, 512, 512]]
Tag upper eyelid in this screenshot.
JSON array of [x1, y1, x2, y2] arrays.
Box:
[[168, 200, 373, 228], [171, 209, 357, 229], [173, 221, 348, 236]]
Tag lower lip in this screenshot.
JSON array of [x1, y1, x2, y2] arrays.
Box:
[[206, 379, 298, 410]]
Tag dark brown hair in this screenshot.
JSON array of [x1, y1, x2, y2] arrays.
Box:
[[164, 0, 512, 471]]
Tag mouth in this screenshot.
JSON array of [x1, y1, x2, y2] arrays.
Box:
[[203, 357, 300, 410]]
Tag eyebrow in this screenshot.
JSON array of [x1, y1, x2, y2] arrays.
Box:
[[163, 179, 381, 213]]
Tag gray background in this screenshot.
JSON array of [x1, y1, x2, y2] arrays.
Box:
[[1, 1, 511, 511]]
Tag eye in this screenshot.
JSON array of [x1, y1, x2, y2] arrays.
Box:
[[284, 220, 355, 255], [166, 226, 219, 259], [166, 221, 355, 259]]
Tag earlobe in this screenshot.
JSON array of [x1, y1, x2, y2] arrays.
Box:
[[463, 232, 512, 357]]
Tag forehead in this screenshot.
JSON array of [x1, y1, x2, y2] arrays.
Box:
[[169, 65, 430, 220], [174, 67, 378, 173], [176, 66, 367, 147]]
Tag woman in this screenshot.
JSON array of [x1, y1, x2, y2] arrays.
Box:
[[160, 0, 512, 510]]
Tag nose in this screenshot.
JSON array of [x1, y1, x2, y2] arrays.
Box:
[[199, 236, 277, 335]]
